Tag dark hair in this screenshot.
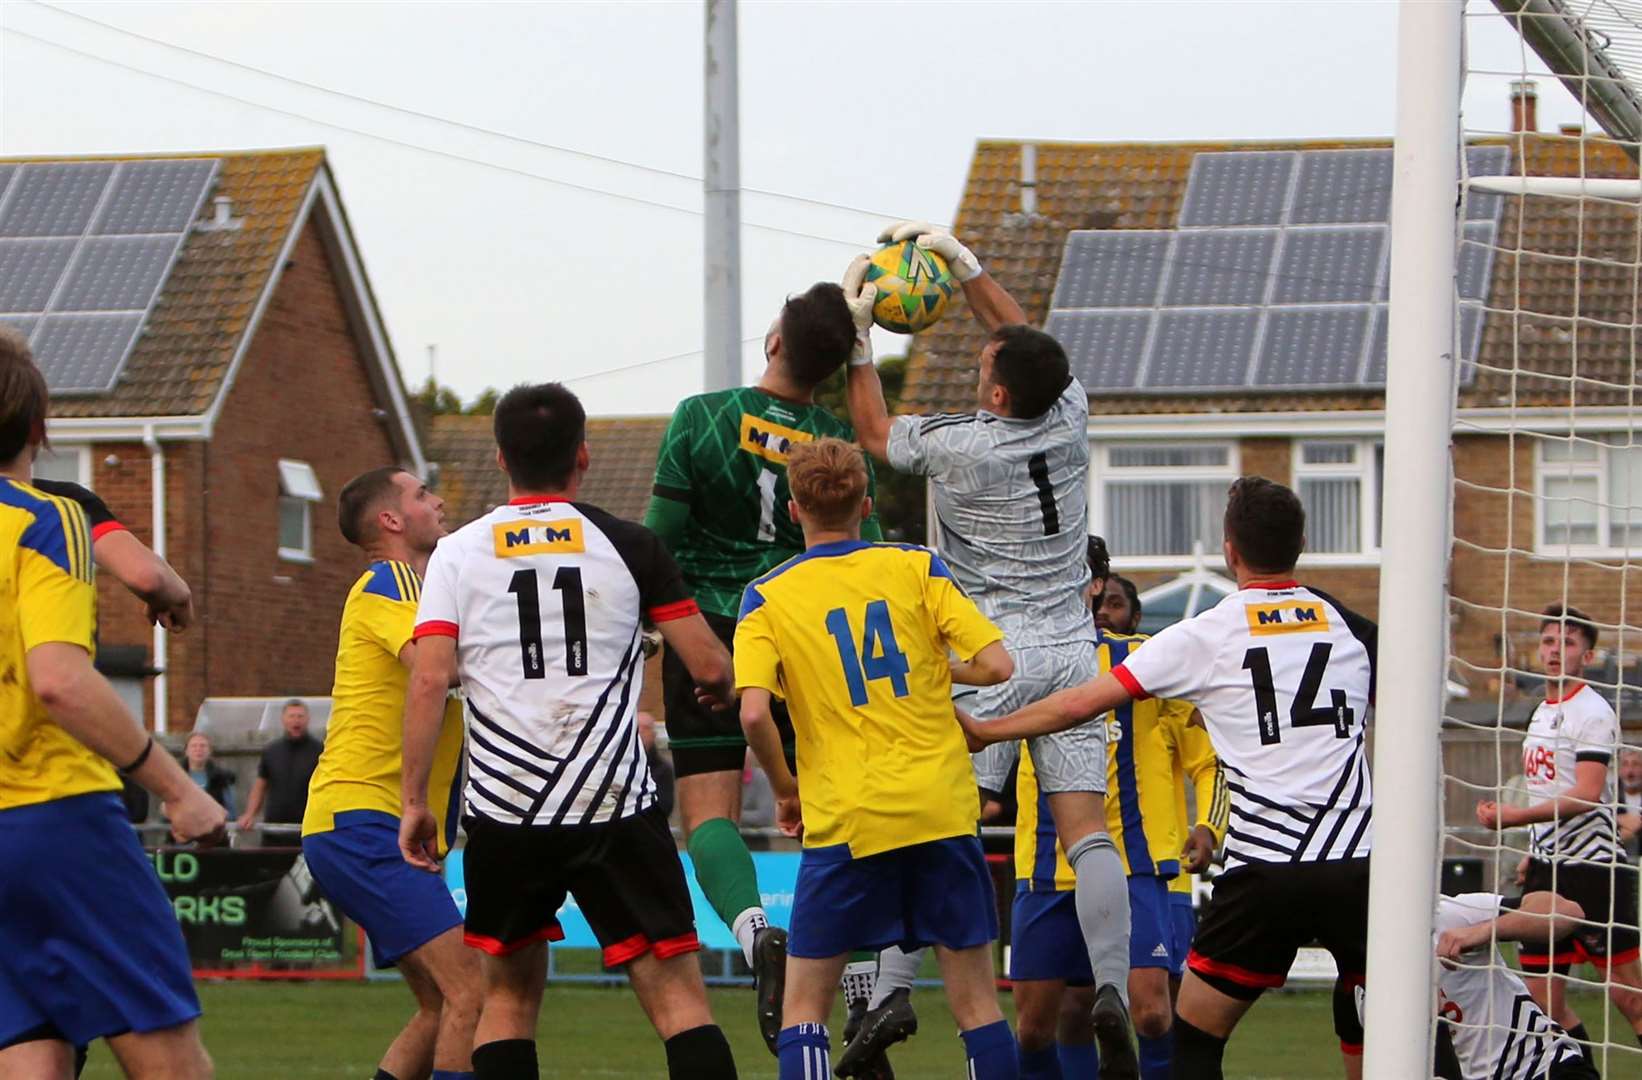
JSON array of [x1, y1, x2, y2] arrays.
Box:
[[1086, 535, 1110, 583], [0, 326, 48, 465], [1223, 476, 1305, 573], [493, 383, 586, 492], [1111, 574, 1142, 622], [989, 325, 1070, 420], [779, 282, 856, 386], [1540, 604, 1599, 649], [337, 466, 408, 546]]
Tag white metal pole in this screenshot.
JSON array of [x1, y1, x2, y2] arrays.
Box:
[[704, 0, 742, 392], [143, 425, 169, 736], [1364, 2, 1461, 1075]]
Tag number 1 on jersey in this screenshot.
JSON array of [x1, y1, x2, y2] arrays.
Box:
[[756, 467, 778, 542], [507, 567, 587, 680], [825, 600, 911, 707]]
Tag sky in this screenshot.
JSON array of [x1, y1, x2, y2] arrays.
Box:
[[0, 0, 1596, 416]]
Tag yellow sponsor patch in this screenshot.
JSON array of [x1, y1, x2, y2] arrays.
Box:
[[739, 413, 813, 464], [492, 518, 585, 557], [1245, 600, 1330, 636]]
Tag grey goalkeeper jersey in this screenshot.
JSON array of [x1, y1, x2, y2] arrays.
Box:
[[887, 376, 1095, 650]]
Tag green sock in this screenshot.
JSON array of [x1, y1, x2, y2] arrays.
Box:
[[687, 817, 764, 933]]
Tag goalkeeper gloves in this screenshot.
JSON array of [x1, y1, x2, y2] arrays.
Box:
[[841, 253, 878, 366], [876, 220, 984, 283]]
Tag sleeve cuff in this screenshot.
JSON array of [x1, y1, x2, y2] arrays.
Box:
[[1112, 664, 1150, 700], [649, 598, 700, 623], [1575, 751, 1613, 764], [412, 620, 459, 640], [90, 521, 128, 541]]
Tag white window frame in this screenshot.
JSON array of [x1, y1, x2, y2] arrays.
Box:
[[1533, 434, 1640, 557], [1088, 440, 1239, 570], [277, 459, 323, 564], [32, 444, 90, 487], [1292, 438, 1383, 567]]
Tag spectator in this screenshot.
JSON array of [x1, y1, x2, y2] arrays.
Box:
[[638, 710, 675, 820], [1618, 747, 1642, 860], [182, 731, 236, 815], [237, 699, 322, 836]]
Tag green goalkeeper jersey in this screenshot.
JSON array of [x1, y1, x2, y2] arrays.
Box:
[[645, 386, 879, 618]]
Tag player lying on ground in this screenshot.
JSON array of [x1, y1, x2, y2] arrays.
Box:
[[841, 223, 1139, 1078], [962, 477, 1376, 1080], [734, 437, 1022, 1080], [1476, 604, 1642, 1063], [644, 281, 882, 1055], [1433, 891, 1596, 1080], [0, 326, 226, 1080], [401, 383, 740, 1080], [300, 467, 480, 1080]]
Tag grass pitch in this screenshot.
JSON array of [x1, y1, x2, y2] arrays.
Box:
[[80, 977, 1629, 1079]]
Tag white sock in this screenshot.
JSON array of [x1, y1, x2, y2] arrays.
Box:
[[842, 960, 877, 1007], [731, 907, 768, 966], [869, 946, 924, 1009]]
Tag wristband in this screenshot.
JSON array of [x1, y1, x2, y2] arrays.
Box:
[[119, 734, 155, 775]]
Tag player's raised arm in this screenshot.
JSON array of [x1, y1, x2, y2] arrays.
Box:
[[960, 669, 1133, 747], [841, 254, 893, 463], [875, 221, 1024, 331]]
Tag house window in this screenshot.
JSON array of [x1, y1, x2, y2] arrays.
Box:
[[1537, 435, 1642, 552], [1293, 440, 1383, 557], [1096, 444, 1236, 559], [32, 445, 86, 486], [277, 459, 323, 562]]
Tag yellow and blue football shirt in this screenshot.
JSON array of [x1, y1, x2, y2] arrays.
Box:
[[1160, 696, 1228, 898], [0, 478, 108, 811], [733, 539, 1002, 859], [1015, 631, 1195, 890], [303, 560, 466, 856]]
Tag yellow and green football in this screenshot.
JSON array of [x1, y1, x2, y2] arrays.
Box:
[[865, 241, 957, 334]]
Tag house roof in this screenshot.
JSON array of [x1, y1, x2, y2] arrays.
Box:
[[901, 133, 1642, 417], [428, 413, 669, 527]]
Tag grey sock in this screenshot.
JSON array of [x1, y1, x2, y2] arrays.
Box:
[[1065, 830, 1131, 1004], [868, 946, 924, 1008]]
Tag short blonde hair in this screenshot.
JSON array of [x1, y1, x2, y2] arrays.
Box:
[[786, 438, 868, 529]]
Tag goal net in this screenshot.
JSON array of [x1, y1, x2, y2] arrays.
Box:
[[1402, 1, 1642, 1075]]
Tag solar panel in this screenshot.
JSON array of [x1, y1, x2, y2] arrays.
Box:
[[1289, 149, 1393, 225], [1045, 310, 1153, 390], [0, 239, 76, 312], [1144, 310, 1259, 389], [0, 315, 37, 340], [0, 163, 116, 238], [56, 236, 178, 312], [1254, 306, 1372, 387], [1458, 223, 1496, 302], [1051, 232, 1173, 309], [0, 165, 18, 210], [1271, 226, 1385, 304], [1178, 152, 1296, 227], [31, 313, 144, 393], [95, 160, 222, 235], [1163, 230, 1278, 306], [1362, 304, 1482, 386], [1465, 146, 1511, 221]]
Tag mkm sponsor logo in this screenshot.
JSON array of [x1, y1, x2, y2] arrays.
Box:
[[1244, 600, 1330, 636], [493, 518, 586, 557], [739, 413, 813, 465]]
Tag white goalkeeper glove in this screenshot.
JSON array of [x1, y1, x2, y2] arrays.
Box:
[[876, 220, 984, 283], [841, 253, 878, 366]]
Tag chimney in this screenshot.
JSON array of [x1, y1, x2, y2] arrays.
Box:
[[1019, 143, 1038, 216], [1510, 79, 1538, 132]]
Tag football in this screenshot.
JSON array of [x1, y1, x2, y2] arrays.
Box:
[[865, 240, 958, 334]]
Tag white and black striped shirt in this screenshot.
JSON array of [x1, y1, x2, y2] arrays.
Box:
[[1113, 583, 1375, 872], [415, 498, 699, 827], [1523, 684, 1622, 866]]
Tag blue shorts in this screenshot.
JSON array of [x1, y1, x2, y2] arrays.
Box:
[[788, 836, 999, 959], [302, 810, 463, 970], [0, 792, 199, 1048], [1129, 874, 1174, 971], [1169, 891, 1196, 979], [1009, 889, 1092, 984]]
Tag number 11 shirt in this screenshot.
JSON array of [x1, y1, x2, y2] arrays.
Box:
[[733, 540, 1003, 858], [414, 497, 700, 827]]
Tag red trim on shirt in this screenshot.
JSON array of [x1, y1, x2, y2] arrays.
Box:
[[652, 932, 702, 960], [90, 521, 127, 541], [1543, 681, 1587, 705], [1111, 664, 1150, 701], [649, 599, 700, 623], [463, 923, 564, 956], [1339, 1041, 1363, 1057], [1517, 947, 1583, 970], [1188, 950, 1287, 989], [508, 495, 572, 506], [412, 620, 459, 640], [602, 933, 652, 968], [1249, 579, 1300, 590]]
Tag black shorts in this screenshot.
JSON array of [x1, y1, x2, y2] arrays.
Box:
[[665, 609, 795, 777], [461, 806, 700, 969], [1188, 859, 1370, 1003], [1517, 859, 1641, 972]]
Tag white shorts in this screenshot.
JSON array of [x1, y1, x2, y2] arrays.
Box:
[[967, 641, 1107, 797]]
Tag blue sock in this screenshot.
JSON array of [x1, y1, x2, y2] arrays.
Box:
[[1018, 1041, 1063, 1079], [1137, 1032, 1171, 1080], [1057, 1040, 1099, 1077], [777, 1023, 829, 1080], [432, 1073, 475, 1080], [961, 1019, 1020, 1080]]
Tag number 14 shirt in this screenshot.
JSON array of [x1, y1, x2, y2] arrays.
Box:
[[1112, 583, 1377, 872], [414, 497, 700, 827], [733, 541, 1003, 858]]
